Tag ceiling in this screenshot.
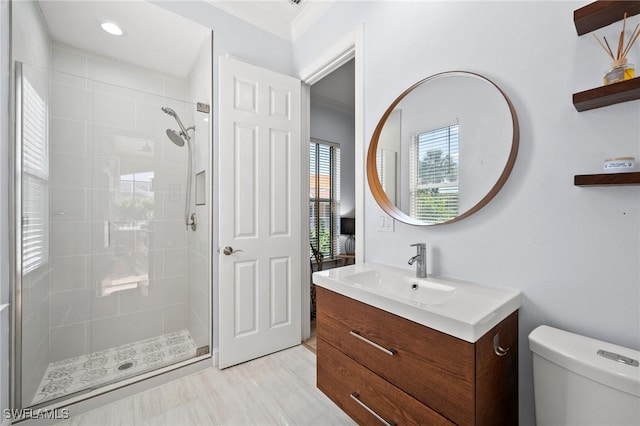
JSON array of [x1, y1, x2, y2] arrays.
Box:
[[38, 1, 351, 110], [311, 59, 355, 114], [207, 0, 353, 114], [38, 1, 211, 78]]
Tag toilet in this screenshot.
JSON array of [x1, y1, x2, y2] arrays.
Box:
[[529, 325, 640, 425]]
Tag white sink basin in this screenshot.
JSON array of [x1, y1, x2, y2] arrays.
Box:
[[313, 263, 521, 343], [346, 270, 457, 306]]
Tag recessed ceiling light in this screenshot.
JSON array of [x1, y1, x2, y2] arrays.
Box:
[[101, 22, 124, 37]]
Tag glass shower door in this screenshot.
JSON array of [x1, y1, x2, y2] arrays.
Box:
[[85, 80, 197, 385], [20, 64, 210, 407], [18, 62, 53, 407]]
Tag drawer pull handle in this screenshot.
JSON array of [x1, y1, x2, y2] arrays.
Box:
[[493, 333, 509, 357], [350, 330, 397, 356], [350, 392, 397, 426]]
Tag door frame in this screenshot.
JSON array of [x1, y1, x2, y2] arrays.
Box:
[[298, 24, 365, 340]]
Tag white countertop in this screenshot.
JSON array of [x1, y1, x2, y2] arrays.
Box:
[[313, 262, 521, 343]]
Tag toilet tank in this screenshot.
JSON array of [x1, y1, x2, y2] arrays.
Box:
[[529, 325, 640, 426]]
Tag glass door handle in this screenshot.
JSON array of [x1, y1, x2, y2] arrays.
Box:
[[104, 221, 110, 248]]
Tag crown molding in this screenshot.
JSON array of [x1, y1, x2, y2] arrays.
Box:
[[205, 0, 333, 42], [311, 93, 354, 116], [206, 1, 292, 40], [291, 1, 334, 42]]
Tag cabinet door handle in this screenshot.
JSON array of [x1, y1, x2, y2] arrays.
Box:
[[350, 330, 397, 356], [350, 392, 396, 426], [493, 333, 509, 357]]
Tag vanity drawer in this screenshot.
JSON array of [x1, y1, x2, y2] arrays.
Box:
[[316, 287, 475, 425], [317, 337, 454, 426]]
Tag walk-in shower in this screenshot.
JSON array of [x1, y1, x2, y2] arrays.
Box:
[[11, 0, 212, 411], [10, 0, 212, 410], [162, 107, 197, 231], [13, 61, 211, 409]]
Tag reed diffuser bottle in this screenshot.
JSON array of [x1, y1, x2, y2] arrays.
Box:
[[594, 12, 639, 85], [604, 57, 634, 85]]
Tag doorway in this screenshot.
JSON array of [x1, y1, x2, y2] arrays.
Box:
[[306, 59, 356, 351]]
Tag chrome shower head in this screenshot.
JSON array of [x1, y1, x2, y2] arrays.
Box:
[[166, 129, 185, 147], [161, 106, 192, 141]]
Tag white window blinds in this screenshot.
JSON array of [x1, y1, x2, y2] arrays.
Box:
[[22, 76, 49, 274], [309, 140, 340, 258], [409, 124, 459, 224]]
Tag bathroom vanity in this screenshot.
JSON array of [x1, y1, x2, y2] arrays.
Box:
[[314, 264, 520, 425]]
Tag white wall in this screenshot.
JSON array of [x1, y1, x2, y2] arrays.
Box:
[[294, 2, 640, 424]]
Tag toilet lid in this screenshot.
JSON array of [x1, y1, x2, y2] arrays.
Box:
[[529, 325, 640, 397]]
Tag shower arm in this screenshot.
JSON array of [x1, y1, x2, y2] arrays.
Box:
[[162, 106, 196, 230], [173, 116, 192, 140]]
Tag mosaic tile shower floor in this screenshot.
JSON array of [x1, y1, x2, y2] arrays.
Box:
[[32, 329, 197, 405]]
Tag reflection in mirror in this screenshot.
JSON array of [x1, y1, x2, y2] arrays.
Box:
[[367, 71, 519, 225], [410, 123, 459, 223]]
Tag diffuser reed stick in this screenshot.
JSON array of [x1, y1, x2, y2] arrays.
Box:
[[593, 12, 639, 84], [593, 34, 614, 60], [617, 12, 627, 59], [603, 36, 615, 59], [622, 23, 640, 58]]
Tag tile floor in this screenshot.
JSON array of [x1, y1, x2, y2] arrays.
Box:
[[302, 321, 317, 353], [53, 344, 355, 426], [34, 330, 197, 405]]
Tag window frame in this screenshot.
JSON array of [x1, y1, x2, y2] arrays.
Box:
[[21, 74, 49, 275], [309, 138, 341, 259], [409, 123, 459, 224]]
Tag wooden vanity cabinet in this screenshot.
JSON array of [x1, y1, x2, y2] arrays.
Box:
[[316, 287, 518, 426]]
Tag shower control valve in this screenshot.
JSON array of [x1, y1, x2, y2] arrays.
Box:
[[188, 213, 197, 231]]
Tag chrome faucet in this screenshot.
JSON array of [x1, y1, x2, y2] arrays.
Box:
[[408, 243, 427, 278]]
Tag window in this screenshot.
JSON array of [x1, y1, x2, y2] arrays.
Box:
[[309, 139, 340, 258], [409, 124, 459, 224], [22, 76, 49, 274]]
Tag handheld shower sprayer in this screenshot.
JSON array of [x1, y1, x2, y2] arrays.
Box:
[[161, 106, 197, 231], [161, 107, 193, 141]]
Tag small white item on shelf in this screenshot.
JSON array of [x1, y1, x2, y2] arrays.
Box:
[[603, 157, 635, 173]]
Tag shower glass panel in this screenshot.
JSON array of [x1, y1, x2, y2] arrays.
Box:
[[19, 63, 210, 407]]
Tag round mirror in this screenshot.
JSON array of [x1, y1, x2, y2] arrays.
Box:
[[367, 71, 519, 225]]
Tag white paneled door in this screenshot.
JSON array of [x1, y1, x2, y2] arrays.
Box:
[[218, 56, 302, 368]]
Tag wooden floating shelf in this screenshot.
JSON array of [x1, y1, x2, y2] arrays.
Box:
[[573, 77, 640, 111], [574, 171, 640, 186], [574, 0, 640, 35]]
